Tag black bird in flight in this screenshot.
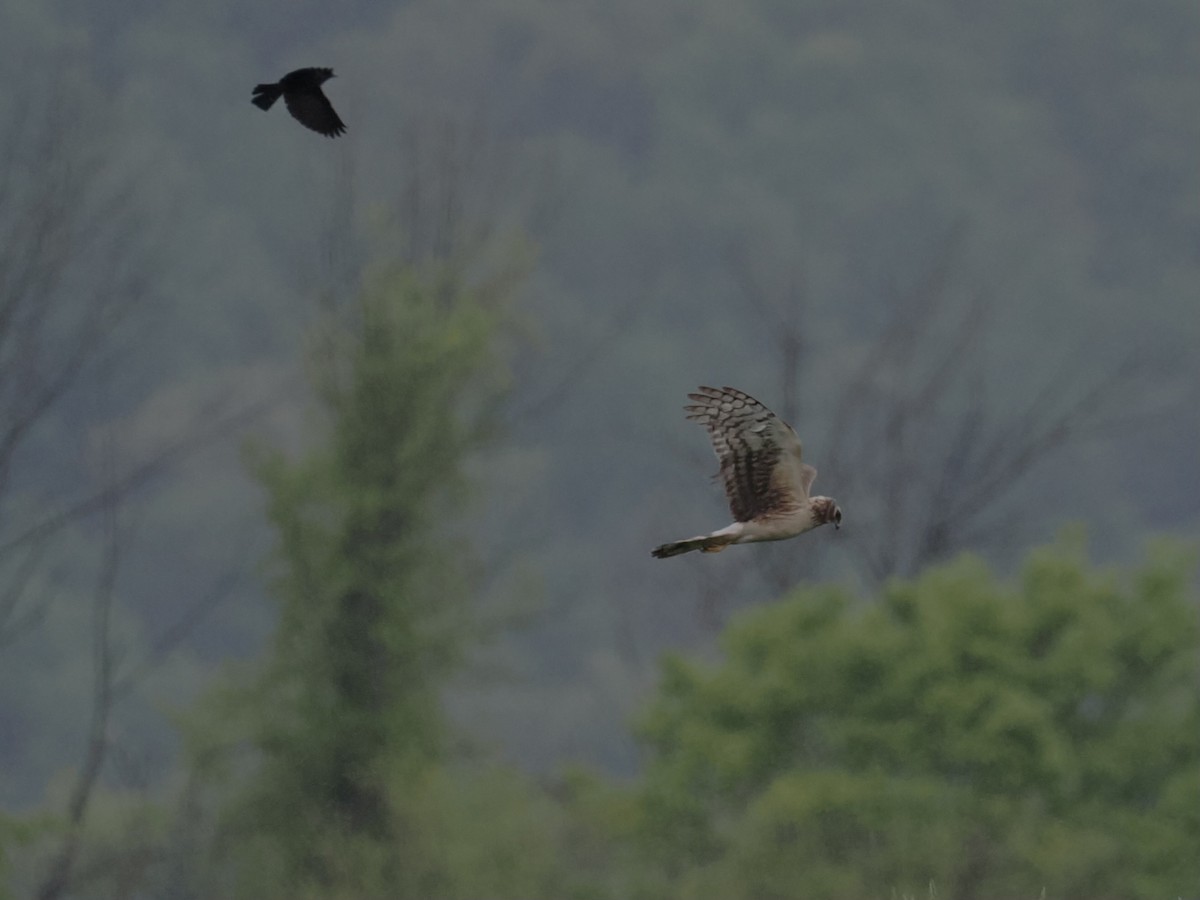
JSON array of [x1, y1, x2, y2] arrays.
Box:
[[252, 67, 346, 138]]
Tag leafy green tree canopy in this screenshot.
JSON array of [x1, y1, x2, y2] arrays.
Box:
[[634, 538, 1199, 900], [197, 262, 525, 898]]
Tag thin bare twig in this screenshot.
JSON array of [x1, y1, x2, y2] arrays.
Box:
[[34, 460, 123, 900]]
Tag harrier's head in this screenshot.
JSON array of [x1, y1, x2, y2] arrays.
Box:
[[812, 497, 843, 530]]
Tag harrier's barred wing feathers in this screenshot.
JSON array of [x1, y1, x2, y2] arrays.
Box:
[[685, 386, 816, 522]]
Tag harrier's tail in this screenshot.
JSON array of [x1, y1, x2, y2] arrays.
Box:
[[651, 532, 738, 559], [251, 83, 283, 110]]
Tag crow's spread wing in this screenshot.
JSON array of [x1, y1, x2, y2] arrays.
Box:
[[283, 88, 346, 138]]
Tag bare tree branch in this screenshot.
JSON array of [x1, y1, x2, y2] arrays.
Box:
[[0, 74, 173, 655], [0, 388, 282, 564], [680, 224, 1163, 629], [0, 539, 50, 649], [507, 284, 649, 426], [111, 564, 249, 702], [34, 457, 123, 900], [724, 239, 810, 426]]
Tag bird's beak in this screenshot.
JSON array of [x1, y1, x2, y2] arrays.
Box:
[[835, 522, 841, 531]]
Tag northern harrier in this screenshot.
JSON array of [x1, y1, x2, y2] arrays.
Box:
[[651, 386, 841, 558], [252, 67, 346, 138]]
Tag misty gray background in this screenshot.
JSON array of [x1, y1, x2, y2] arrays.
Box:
[[0, 0, 1196, 809]]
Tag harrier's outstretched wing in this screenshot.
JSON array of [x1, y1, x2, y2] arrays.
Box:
[[684, 386, 816, 523]]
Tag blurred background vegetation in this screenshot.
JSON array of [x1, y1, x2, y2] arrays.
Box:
[[0, 0, 1196, 896]]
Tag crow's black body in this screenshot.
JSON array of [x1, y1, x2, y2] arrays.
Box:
[[252, 67, 346, 138]]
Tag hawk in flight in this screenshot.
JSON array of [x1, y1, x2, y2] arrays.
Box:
[[252, 67, 347, 138], [652, 386, 841, 558]]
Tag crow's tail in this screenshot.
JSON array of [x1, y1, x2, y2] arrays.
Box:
[[251, 83, 283, 110]]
